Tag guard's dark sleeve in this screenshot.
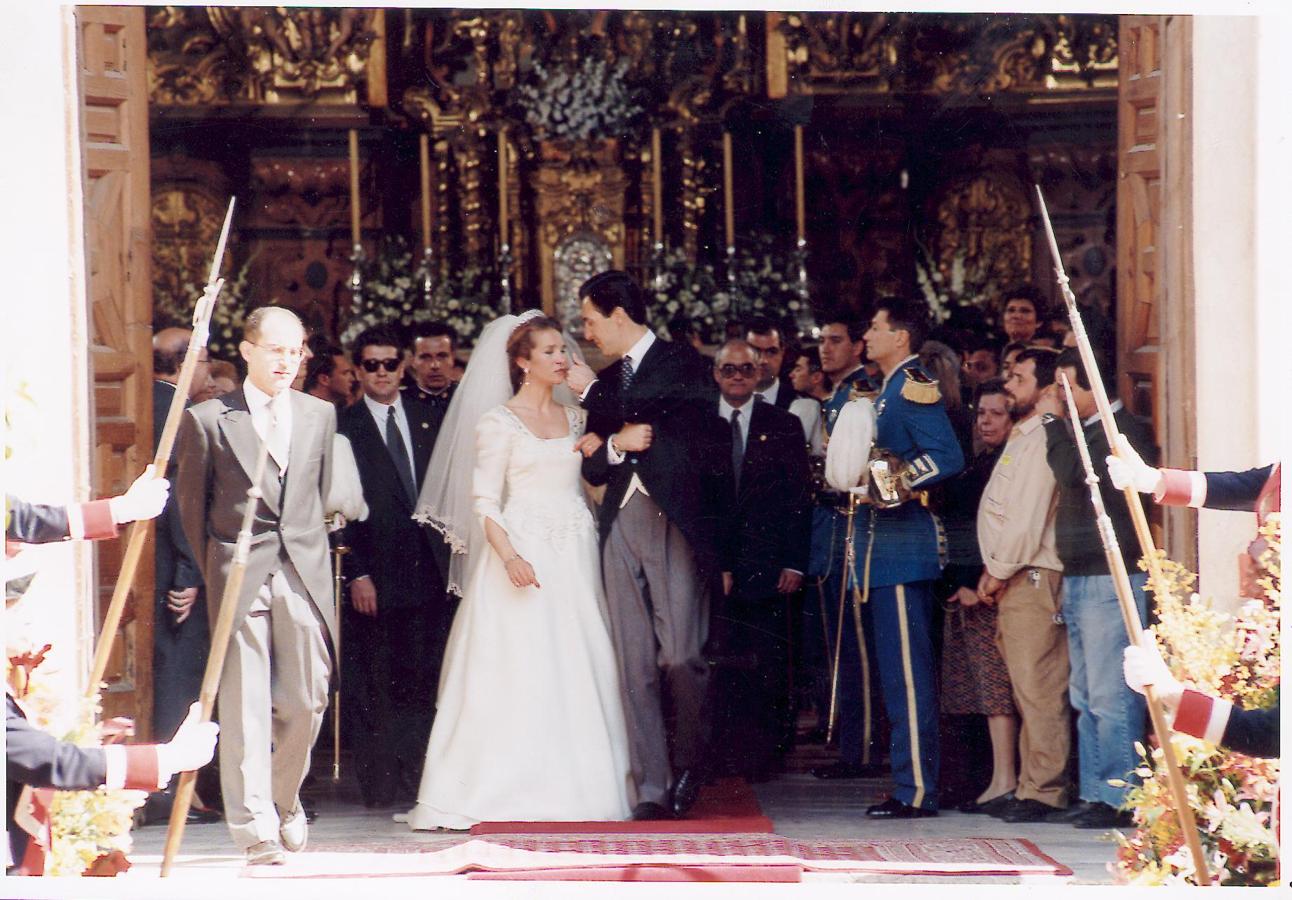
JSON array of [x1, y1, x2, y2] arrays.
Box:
[[902, 399, 965, 489], [5, 496, 117, 543], [1203, 465, 1276, 512], [1173, 689, 1279, 759]]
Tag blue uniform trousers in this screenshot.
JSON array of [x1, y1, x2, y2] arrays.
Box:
[[861, 581, 940, 810]]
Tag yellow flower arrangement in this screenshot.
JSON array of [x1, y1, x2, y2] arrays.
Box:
[[1112, 514, 1281, 886]]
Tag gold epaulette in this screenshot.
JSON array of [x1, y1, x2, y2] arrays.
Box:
[[847, 382, 879, 403], [900, 365, 941, 405]]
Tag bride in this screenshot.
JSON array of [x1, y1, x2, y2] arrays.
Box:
[[405, 311, 633, 829]]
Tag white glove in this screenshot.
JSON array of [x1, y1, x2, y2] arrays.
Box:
[[157, 702, 219, 777], [108, 465, 170, 524], [1105, 433, 1162, 494], [1123, 631, 1182, 702]]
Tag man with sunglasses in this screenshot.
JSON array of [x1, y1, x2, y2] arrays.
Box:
[[337, 325, 449, 810], [175, 306, 337, 866]]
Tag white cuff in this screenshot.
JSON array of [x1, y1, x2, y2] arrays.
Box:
[[66, 503, 85, 540], [606, 434, 625, 465], [1188, 471, 1208, 507], [1203, 697, 1233, 745], [103, 745, 126, 789], [579, 379, 597, 402]]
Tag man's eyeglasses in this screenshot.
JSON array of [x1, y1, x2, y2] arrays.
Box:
[[717, 363, 757, 378], [360, 358, 401, 373], [252, 343, 305, 361]]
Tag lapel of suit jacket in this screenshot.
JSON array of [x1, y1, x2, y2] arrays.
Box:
[[627, 338, 669, 402], [216, 388, 281, 516], [281, 391, 315, 516], [408, 401, 434, 482]]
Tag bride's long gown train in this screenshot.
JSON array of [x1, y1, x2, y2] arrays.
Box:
[[406, 404, 633, 830]]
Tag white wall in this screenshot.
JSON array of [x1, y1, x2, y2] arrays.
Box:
[[1, 5, 95, 727], [1189, 15, 1285, 607]]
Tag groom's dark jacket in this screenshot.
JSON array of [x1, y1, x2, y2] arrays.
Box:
[[582, 338, 736, 576]]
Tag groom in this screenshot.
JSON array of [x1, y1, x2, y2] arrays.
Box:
[[569, 270, 735, 820]]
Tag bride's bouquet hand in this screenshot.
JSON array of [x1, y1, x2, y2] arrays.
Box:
[[573, 433, 604, 457], [504, 555, 541, 589]]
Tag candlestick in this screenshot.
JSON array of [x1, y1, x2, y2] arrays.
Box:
[[794, 124, 805, 243], [497, 128, 509, 248], [652, 127, 663, 244], [419, 133, 432, 251], [723, 131, 734, 249], [348, 129, 361, 246]]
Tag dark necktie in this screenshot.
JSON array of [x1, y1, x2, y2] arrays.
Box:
[[731, 408, 744, 491], [386, 406, 416, 503], [620, 356, 635, 413]]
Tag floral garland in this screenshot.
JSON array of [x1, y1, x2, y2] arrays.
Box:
[[513, 57, 642, 142], [7, 645, 145, 876], [1112, 518, 1281, 886], [160, 257, 259, 363], [339, 236, 498, 349], [649, 234, 807, 344], [914, 243, 1004, 328]]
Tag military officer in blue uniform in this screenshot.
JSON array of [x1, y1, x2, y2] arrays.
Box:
[[805, 316, 885, 779], [854, 298, 964, 818]]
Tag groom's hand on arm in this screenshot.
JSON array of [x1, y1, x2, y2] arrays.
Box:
[[613, 423, 653, 453], [349, 576, 378, 616]]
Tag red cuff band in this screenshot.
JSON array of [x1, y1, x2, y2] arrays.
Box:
[[81, 500, 119, 540], [122, 745, 162, 791], [1157, 469, 1194, 507], [1173, 689, 1212, 741]]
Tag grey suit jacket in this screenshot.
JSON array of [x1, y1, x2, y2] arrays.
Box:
[[175, 387, 337, 653]]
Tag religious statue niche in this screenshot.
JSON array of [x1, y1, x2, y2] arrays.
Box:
[[151, 158, 230, 326], [530, 139, 628, 320], [929, 169, 1033, 317], [553, 233, 614, 333]]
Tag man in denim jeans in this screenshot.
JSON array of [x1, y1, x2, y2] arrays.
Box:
[[1041, 347, 1158, 829]]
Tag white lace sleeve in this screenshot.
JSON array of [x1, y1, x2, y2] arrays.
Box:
[[472, 408, 513, 534], [568, 405, 587, 439]]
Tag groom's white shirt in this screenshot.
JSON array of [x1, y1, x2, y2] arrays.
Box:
[[605, 329, 656, 509]]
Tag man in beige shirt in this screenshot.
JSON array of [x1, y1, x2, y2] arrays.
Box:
[[976, 346, 1069, 824]]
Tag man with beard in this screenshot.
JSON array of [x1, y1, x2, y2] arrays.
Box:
[[976, 347, 1069, 824]]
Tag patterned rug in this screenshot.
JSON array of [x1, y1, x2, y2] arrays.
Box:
[[265, 834, 1072, 879], [468, 777, 773, 834]]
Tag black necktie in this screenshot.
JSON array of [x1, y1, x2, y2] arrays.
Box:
[[731, 408, 744, 491], [620, 357, 635, 413], [386, 406, 416, 503]]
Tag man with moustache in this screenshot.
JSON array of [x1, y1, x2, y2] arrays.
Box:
[[176, 306, 337, 865], [976, 346, 1069, 824], [338, 324, 448, 809], [851, 299, 964, 818]]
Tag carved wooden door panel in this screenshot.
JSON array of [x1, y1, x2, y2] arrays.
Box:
[[76, 6, 155, 733], [1116, 16, 1163, 435]]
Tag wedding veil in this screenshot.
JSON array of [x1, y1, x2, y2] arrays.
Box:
[[413, 308, 566, 596]]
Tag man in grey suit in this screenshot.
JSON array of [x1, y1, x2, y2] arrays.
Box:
[[176, 306, 336, 866]]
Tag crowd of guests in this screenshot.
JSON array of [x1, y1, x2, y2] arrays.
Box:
[[136, 282, 1149, 833]]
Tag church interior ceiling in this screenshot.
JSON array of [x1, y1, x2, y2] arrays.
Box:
[[145, 8, 1118, 351]]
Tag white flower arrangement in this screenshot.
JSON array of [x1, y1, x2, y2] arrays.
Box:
[[514, 57, 642, 142], [914, 242, 1003, 327], [650, 233, 805, 344]]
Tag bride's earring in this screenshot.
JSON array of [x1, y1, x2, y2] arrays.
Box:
[[521, 367, 531, 386]]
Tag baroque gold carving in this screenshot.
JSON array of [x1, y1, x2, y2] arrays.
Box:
[[934, 171, 1033, 302], [249, 158, 364, 230], [148, 6, 379, 105], [152, 181, 227, 321]]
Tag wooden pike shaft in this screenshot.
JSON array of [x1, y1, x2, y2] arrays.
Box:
[[160, 400, 271, 877], [1052, 336, 1211, 882], [90, 198, 236, 695]]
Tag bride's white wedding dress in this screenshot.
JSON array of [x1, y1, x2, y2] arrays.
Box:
[[406, 403, 633, 830]]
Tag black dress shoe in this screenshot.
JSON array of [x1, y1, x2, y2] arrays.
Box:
[[300, 797, 318, 824], [631, 802, 674, 821], [811, 761, 886, 780], [999, 798, 1061, 823], [865, 797, 937, 819], [187, 806, 223, 825], [958, 791, 1015, 815], [670, 769, 703, 818], [1072, 802, 1134, 830], [1044, 800, 1095, 824]]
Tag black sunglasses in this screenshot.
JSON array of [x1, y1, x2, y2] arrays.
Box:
[[717, 363, 757, 378], [360, 358, 401, 373]]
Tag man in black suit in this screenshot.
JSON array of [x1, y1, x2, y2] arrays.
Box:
[[568, 270, 735, 820], [744, 316, 798, 410], [339, 324, 449, 808], [710, 340, 812, 781], [401, 321, 459, 415]]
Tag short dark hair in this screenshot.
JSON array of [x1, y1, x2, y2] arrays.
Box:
[[351, 324, 404, 366], [579, 270, 647, 325], [153, 344, 184, 376], [821, 312, 866, 343], [873, 297, 929, 353], [1002, 340, 1028, 359], [744, 315, 781, 341], [1055, 345, 1115, 397], [1015, 347, 1059, 388], [303, 343, 343, 392], [797, 346, 822, 374], [409, 320, 458, 353], [973, 376, 1009, 407], [1001, 285, 1046, 318]]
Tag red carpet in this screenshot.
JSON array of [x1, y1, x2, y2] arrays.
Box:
[[468, 864, 803, 882], [467, 777, 773, 835]]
